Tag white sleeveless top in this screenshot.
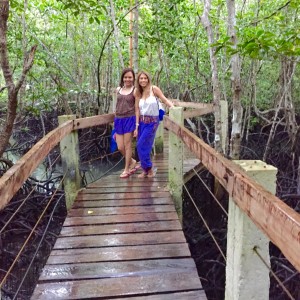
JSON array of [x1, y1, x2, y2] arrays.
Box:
[[139, 87, 159, 117]]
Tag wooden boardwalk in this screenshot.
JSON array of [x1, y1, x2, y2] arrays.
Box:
[[32, 147, 206, 299]]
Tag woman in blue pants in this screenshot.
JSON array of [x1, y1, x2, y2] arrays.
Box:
[[134, 71, 174, 178]]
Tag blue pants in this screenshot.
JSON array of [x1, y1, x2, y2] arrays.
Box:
[[137, 121, 159, 172]]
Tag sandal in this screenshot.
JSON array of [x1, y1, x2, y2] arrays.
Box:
[[129, 164, 141, 174], [129, 159, 137, 171], [120, 171, 131, 178]]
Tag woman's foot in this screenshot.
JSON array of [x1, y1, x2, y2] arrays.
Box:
[[138, 171, 148, 178], [129, 159, 137, 171], [147, 167, 157, 178], [120, 171, 131, 178]]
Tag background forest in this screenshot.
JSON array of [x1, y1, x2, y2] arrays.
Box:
[[0, 0, 300, 299], [0, 0, 300, 160]]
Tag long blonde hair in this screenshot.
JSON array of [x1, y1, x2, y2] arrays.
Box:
[[136, 70, 152, 99]]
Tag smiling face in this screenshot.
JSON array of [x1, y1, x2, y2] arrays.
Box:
[[138, 73, 149, 88], [122, 71, 134, 88]]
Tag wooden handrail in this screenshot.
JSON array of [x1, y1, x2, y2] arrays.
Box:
[[173, 100, 214, 110], [164, 116, 300, 273], [0, 121, 73, 210], [0, 113, 115, 211]]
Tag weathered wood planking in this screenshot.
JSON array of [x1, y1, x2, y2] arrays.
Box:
[[63, 212, 180, 227], [32, 147, 206, 299], [183, 107, 214, 118], [113, 291, 207, 300], [59, 220, 182, 237], [80, 186, 169, 194], [73, 113, 114, 130], [32, 272, 202, 299], [76, 191, 171, 201], [87, 180, 168, 188], [68, 205, 176, 217], [39, 258, 196, 281], [164, 115, 300, 273], [53, 231, 186, 249], [47, 244, 191, 264], [72, 198, 173, 208]]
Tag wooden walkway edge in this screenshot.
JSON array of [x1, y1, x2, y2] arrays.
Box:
[[31, 151, 206, 299]]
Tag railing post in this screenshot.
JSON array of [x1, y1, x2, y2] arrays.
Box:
[[58, 115, 81, 210], [154, 122, 164, 154], [225, 160, 277, 300], [168, 107, 184, 222]]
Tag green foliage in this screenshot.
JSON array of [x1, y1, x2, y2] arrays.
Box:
[[62, 0, 107, 21], [1, 0, 299, 120]]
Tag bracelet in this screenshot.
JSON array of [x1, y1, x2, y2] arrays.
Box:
[[136, 123, 139, 126]]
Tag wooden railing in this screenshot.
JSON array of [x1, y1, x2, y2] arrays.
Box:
[[164, 113, 300, 275], [0, 113, 115, 211]]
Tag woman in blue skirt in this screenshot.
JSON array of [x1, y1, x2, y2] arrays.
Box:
[[114, 68, 138, 178], [134, 71, 174, 178]]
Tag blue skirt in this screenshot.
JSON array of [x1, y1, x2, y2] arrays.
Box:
[[114, 115, 136, 135]]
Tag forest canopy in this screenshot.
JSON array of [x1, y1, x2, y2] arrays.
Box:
[[0, 0, 299, 158]]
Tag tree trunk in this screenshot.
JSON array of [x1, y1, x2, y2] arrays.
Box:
[[201, 0, 223, 153], [133, 0, 139, 74], [263, 57, 298, 161], [227, 0, 243, 159], [0, 0, 37, 157], [129, 0, 133, 67], [109, 0, 124, 69]]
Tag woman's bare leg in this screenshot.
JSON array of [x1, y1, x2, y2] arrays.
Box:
[[116, 133, 125, 157], [123, 132, 134, 173]]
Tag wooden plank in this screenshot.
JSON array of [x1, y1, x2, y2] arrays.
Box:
[[68, 205, 176, 217], [96, 178, 169, 185], [59, 220, 182, 236], [164, 115, 300, 272], [184, 107, 214, 118], [0, 121, 73, 210], [54, 231, 186, 249], [114, 291, 207, 300], [73, 113, 115, 130], [47, 243, 191, 264], [72, 197, 173, 208], [87, 181, 168, 188], [63, 212, 180, 226], [80, 186, 170, 194], [32, 271, 202, 299], [76, 191, 171, 200], [106, 175, 169, 180], [173, 100, 214, 110], [39, 258, 196, 281]]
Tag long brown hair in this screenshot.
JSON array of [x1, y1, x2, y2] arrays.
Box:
[[119, 67, 135, 87], [136, 70, 152, 99]]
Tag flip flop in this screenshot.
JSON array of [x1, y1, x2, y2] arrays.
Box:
[[129, 165, 141, 174], [120, 171, 131, 178], [129, 159, 137, 170]]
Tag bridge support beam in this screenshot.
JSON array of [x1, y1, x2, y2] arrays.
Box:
[[58, 115, 81, 210], [168, 107, 184, 222], [225, 160, 277, 300]]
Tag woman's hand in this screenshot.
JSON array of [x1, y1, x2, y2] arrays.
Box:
[[133, 129, 138, 137]]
